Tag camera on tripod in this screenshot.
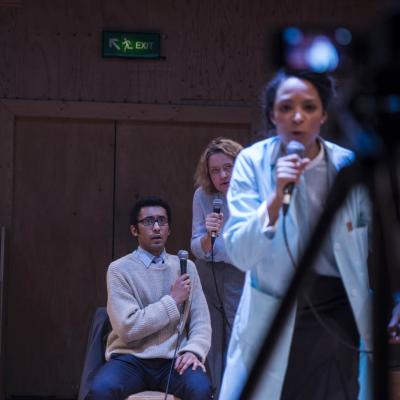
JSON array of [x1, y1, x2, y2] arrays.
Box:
[[273, 11, 400, 149], [274, 25, 353, 73]]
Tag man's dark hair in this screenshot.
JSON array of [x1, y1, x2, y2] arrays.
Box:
[[129, 196, 172, 226]]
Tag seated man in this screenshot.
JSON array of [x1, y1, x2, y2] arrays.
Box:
[[86, 196, 212, 400]]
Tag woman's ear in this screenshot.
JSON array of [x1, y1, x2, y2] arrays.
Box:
[[269, 111, 276, 126]]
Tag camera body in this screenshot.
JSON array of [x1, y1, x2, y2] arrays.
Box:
[[274, 11, 400, 147], [274, 26, 353, 73]]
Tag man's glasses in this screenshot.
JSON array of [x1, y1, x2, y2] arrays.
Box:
[[138, 216, 168, 227]]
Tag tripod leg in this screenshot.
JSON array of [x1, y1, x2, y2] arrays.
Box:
[[368, 159, 400, 400]]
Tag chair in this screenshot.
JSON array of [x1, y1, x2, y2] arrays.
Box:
[[78, 307, 180, 400], [78, 307, 111, 400], [127, 392, 177, 400]]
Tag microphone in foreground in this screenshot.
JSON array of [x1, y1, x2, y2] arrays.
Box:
[[178, 249, 189, 275], [211, 198, 223, 244], [282, 140, 305, 215]]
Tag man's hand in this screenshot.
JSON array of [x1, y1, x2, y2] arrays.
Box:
[[388, 303, 400, 343], [174, 352, 206, 375], [170, 274, 191, 305]]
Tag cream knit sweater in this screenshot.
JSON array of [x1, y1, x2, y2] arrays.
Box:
[[105, 250, 211, 363]]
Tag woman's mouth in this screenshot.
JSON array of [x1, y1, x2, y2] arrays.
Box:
[[220, 182, 230, 189]]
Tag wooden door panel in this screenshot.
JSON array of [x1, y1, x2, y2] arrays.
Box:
[[5, 118, 114, 397], [114, 121, 251, 259]]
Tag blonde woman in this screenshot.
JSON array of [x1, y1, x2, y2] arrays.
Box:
[[191, 137, 244, 398]]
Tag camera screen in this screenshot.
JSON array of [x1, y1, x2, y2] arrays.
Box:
[[276, 26, 353, 73]]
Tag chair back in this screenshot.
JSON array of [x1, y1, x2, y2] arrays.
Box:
[[78, 307, 111, 400]]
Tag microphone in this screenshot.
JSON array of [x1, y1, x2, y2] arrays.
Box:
[[282, 140, 305, 215], [178, 249, 189, 275], [211, 198, 223, 244]]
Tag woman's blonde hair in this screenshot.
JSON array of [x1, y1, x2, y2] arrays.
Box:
[[194, 137, 243, 194]]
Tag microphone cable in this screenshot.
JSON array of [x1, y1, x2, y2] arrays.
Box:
[[163, 312, 186, 400], [163, 254, 189, 400], [282, 213, 373, 355]]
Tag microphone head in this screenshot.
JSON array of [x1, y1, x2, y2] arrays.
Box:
[[212, 198, 223, 214], [286, 140, 305, 158], [178, 249, 188, 275], [177, 249, 189, 260]]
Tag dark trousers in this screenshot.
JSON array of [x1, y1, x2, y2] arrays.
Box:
[[85, 353, 213, 400], [195, 260, 244, 399], [281, 275, 360, 400]]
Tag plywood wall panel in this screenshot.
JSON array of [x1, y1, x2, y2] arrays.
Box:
[[0, 100, 256, 397], [114, 121, 252, 260], [0, 7, 17, 99], [0, 0, 386, 105], [0, 103, 14, 228], [5, 118, 114, 397]]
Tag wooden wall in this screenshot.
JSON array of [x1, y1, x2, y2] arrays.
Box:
[[0, 0, 387, 105], [0, 100, 255, 398], [0, 0, 393, 398]]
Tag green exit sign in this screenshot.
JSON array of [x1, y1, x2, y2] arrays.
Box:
[[102, 31, 161, 59]]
